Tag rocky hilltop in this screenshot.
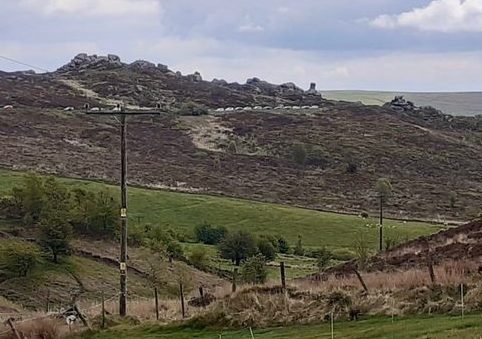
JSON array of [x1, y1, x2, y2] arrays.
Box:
[[0, 53, 481, 221]]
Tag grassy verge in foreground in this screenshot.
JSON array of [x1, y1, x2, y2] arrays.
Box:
[[73, 314, 482, 339], [0, 169, 443, 250]]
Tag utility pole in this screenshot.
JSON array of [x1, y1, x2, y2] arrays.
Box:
[[85, 103, 161, 316]]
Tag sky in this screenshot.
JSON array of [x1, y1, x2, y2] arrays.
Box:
[[1, 0, 482, 91]]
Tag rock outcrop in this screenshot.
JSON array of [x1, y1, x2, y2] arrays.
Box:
[[57, 53, 123, 71]]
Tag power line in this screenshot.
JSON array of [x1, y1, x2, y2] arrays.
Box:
[[0, 55, 50, 73]]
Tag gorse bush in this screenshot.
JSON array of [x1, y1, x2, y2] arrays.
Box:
[[277, 236, 290, 254], [189, 247, 209, 270]]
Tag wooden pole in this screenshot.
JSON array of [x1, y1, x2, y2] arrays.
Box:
[[280, 261, 286, 290], [119, 113, 128, 317], [354, 269, 369, 293], [155, 287, 159, 320], [379, 194, 383, 251], [101, 292, 106, 329], [179, 282, 186, 318], [232, 268, 238, 293], [6, 318, 21, 339], [199, 286, 204, 307], [46, 289, 50, 313], [461, 283, 464, 318], [73, 304, 91, 330]]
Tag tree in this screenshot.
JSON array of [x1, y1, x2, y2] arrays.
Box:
[[240, 254, 267, 284], [277, 236, 290, 254], [39, 212, 72, 263], [292, 142, 307, 166], [293, 234, 304, 256], [147, 227, 184, 262], [0, 240, 40, 277], [257, 238, 276, 261], [218, 230, 257, 266], [13, 173, 45, 225], [375, 178, 392, 251], [194, 223, 228, 245]]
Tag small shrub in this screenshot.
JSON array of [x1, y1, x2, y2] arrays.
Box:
[[277, 236, 290, 254], [360, 212, 369, 219], [331, 248, 355, 261], [346, 161, 358, 174], [240, 254, 267, 284], [293, 235, 304, 256], [127, 227, 145, 247], [189, 247, 209, 270], [257, 238, 276, 261], [307, 247, 332, 271]]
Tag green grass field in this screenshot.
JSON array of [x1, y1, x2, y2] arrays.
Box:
[[73, 314, 482, 338], [0, 169, 443, 251]]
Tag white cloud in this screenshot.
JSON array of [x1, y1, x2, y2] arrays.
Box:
[[20, 0, 160, 17], [370, 0, 482, 32]]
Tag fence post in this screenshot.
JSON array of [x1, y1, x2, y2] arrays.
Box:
[[155, 287, 159, 320], [280, 261, 286, 290], [179, 282, 186, 319], [461, 283, 464, 318], [6, 318, 21, 339], [199, 286, 204, 307], [46, 289, 50, 313], [353, 269, 369, 293], [330, 311, 334, 339], [232, 268, 238, 293], [101, 292, 106, 329]]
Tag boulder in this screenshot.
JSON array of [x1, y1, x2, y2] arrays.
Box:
[[57, 53, 123, 71], [305, 82, 320, 95], [129, 60, 156, 69], [157, 63, 169, 72]]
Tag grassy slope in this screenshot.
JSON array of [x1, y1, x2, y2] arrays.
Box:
[[323, 90, 482, 116], [0, 169, 442, 251], [74, 314, 482, 338]]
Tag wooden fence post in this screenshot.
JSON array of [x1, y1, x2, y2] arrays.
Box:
[[280, 262, 286, 290], [6, 318, 21, 339], [155, 287, 159, 321], [179, 282, 186, 319], [46, 289, 50, 313], [353, 269, 369, 293], [199, 287, 204, 307], [101, 292, 106, 329], [232, 268, 238, 293]]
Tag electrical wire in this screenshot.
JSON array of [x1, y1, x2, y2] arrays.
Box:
[[0, 55, 50, 73]]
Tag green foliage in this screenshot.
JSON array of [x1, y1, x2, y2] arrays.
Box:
[[188, 247, 209, 270], [448, 191, 457, 208], [293, 234, 304, 256], [71, 189, 119, 238], [384, 235, 401, 251], [353, 233, 371, 270], [313, 248, 332, 271], [147, 227, 184, 261], [13, 173, 45, 225], [256, 238, 276, 261], [277, 236, 290, 254], [218, 230, 257, 266], [240, 254, 267, 284], [39, 211, 73, 263], [292, 142, 307, 166], [194, 223, 228, 245], [376, 178, 392, 201], [0, 240, 41, 277]]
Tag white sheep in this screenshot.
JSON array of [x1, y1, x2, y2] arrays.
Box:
[[3, 105, 13, 110], [63, 107, 74, 111], [90, 107, 100, 111]]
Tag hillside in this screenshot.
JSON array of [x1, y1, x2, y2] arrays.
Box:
[[1, 54, 481, 222], [323, 90, 482, 117]]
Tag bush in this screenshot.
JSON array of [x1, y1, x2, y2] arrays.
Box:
[[257, 238, 276, 261], [0, 240, 40, 277], [218, 230, 257, 266], [194, 223, 228, 245], [309, 247, 332, 271], [189, 247, 209, 270], [346, 161, 358, 174], [39, 211, 72, 263], [293, 235, 304, 256], [277, 236, 290, 254], [331, 248, 355, 261], [240, 254, 267, 284], [127, 227, 145, 247]]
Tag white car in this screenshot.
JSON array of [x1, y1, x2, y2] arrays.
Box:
[[301, 106, 310, 109], [225, 107, 235, 112], [90, 107, 100, 111], [253, 106, 263, 110], [243, 106, 253, 111], [215, 108, 225, 112], [310, 105, 320, 109], [292, 106, 301, 110], [63, 107, 74, 111], [235, 107, 244, 111]]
